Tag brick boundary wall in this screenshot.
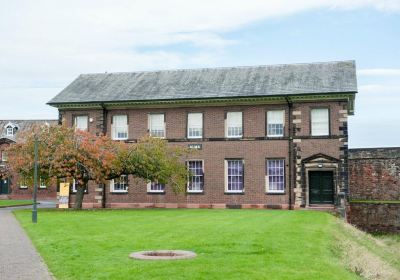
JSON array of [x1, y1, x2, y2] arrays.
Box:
[[346, 202, 400, 233], [348, 148, 400, 233], [349, 148, 400, 200]]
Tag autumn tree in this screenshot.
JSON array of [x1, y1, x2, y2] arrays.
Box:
[[7, 124, 190, 209]]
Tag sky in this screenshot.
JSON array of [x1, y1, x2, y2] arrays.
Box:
[[0, 0, 399, 148]]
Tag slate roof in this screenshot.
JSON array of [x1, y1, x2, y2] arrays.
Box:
[[48, 60, 357, 105], [0, 120, 58, 142]]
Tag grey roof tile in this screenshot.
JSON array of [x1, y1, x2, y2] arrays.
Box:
[[48, 60, 357, 105]]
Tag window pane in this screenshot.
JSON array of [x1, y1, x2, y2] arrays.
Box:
[[19, 176, 28, 188], [149, 114, 165, 137], [311, 109, 329, 136], [6, 127, 14, 136], [188, 160, 204, 191], [226, 112, 242, 137], [112, 115, 128, 140], [39, 178, 47, 188], [114, 115, 127, 125], [1, 151, 7, 161], [148, 182, 165, 192], [75, 116, 88, 131], [188, 113, 203, 138], [267, 110, 284, 136], [226, 160, 244, 191], [111, 175, 128, 192], [266, 159, 285, 192]]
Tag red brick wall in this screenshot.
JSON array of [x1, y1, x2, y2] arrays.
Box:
[[347, 202, 400, 233], [61, 101, 345, 208], [347, 148, 400, 233], [349, 148, 400, 201]]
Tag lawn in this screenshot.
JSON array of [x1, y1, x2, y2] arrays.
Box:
[[0, 199, 33, 207], [14, 209, 398, 280]]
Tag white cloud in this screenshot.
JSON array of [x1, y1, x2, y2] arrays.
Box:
[[0, 88, 59, 119], [349, 81, 400, 147], [358, 69, 400, 77], [358, 84, 400, 93], [1, 0, 399, 85], [0, 0, 399, 119]]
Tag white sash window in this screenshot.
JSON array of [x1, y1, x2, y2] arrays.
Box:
[[1, 151, 7, 162], [225, 159, 244, 193], [112, 115, 128, 140], [267, 110, 284, 137], [74, 115, 88, 131], [187, 113, 203, 139], [19, 176, 28, 189], [71, 179, 88, 193], [39, 178, 47, 189], [187, 160, 204, 192], [149, 114, 165, 138], [266, 159, 285, 193], [226, 112, 242, 138], [311, 108, 329, 136], [147, 181, 165, 193], [110, 175, 128, 193]]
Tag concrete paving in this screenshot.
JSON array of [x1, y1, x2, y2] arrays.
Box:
[[0, 201, 56, 280]]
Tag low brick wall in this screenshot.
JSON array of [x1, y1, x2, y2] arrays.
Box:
[[348, 148, 400, 232], [347, 202, 400, 233], [349, 148, 400, 200]]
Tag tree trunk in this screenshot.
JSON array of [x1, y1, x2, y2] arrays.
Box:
[[74, 184, 86, 210]]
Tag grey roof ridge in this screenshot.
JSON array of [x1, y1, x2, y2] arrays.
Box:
[[77, 60, 356, 76]]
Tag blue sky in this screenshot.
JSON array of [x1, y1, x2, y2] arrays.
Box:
[[0, 1, 399, 147]]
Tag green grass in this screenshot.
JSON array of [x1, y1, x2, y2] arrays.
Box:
[[0, 199, 32, 207], [372, 233, 400, 264], [14, 209, 398, 280]]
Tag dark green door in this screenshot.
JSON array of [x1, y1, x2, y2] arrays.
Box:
[[309, 171, 334, 204], [0, 178, 9, 194]]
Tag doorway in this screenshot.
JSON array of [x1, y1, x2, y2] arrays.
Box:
[[309, 171, 334, 204], [0, 178, 9, 194]]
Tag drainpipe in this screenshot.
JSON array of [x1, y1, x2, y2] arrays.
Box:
[[285, 96, 293, 210], [101, 103, 108, 209]]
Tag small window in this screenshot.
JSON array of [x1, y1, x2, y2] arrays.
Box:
[[112, 115, 128, 140], [39, 178, 47, 189], [71, 179, 77, 193], [311, 108, 329, 136], [1, 151, 7, 162], [19, 176, 28, 189], [74, 115, 88, 131], [187, 160, 204, 192], [110, 175, 128, 193], [149, 114, 165, 138], [267, 110, 284, 137], [226, 112, 242, 138], [70, 179, 88, 193], [266, 159, 285, 193], [6, 126, 14, 136], [225, 159, 244, 193], [147, 181, 165, 193], [187, 113, 203, 139]]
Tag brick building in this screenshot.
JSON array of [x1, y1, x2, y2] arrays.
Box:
[[0, 120, 58, 199], [47, 60, 357, 209]]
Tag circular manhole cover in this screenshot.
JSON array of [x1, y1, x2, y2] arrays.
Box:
[[129, 250, 197, 260]]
